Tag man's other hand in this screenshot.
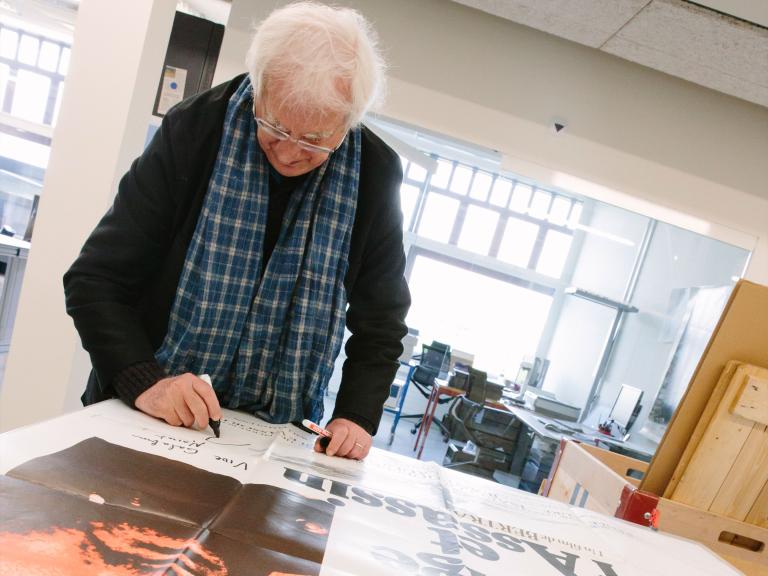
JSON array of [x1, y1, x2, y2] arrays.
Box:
[[135, 373, 222, 432], [314, 418, 371, 460]]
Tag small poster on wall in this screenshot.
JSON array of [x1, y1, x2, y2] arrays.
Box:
[[156, 65, 187, 116]]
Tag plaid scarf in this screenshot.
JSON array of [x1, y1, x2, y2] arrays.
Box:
[[155, 77, 360, 424]]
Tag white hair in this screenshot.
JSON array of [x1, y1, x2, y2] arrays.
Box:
[[245, 2, 386, 126]]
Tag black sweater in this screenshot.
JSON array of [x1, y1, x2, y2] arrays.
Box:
[[63, 75, 411, 434]]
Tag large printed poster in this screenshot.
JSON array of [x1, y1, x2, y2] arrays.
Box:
[[0, 401, 739, 575]]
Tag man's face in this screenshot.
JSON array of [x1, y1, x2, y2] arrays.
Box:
[[254, 89, 347, 178]]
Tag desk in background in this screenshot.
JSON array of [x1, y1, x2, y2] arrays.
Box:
[[0, 400, 740, 575], [504, 404, 657, 492]]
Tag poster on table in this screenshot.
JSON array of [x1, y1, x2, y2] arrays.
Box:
[[0, 401, 739, 575]]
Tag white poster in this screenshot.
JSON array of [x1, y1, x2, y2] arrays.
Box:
[[0, 401, 741, 575]]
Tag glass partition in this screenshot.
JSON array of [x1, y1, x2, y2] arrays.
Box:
[[370, 116, 753, 452]]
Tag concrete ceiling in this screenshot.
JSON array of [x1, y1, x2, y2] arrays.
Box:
[[450, 0, 768, 108]]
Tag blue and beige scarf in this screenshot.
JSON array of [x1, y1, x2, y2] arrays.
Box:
[[155, 77, 361, 424]]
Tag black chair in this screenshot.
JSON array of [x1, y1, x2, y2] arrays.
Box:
[[444, 368, 522, 479], [399, 342, 452, 436]]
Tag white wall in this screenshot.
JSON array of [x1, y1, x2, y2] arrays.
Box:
[[0, 0, 176, 431]]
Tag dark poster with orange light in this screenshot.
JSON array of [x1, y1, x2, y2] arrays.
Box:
[[1, 438, 328, 575]]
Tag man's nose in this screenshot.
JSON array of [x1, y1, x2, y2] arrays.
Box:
[[273, 139, 305, 162]]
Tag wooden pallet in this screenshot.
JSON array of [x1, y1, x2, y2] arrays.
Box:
[[669, 362, 768, 525]]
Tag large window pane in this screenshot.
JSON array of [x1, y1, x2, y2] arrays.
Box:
[[399, 183, 420, 230], [489, 177, 512, 207], [17, 34, 39, 66], [469, 170, 492, 201], [407, 255, 552, 375], [449, 164, 472, 195], [457, 205, 498, 255], [417, 192, 459, 242], [497, 217, 539, 268], [11, 70, 51, 123], [509, 182, 532, 213], [536, 230, 572, 278], [430, 159, 452, 188], [0, 28, 18, 59]]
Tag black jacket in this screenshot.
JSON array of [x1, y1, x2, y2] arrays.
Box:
[[63, 75, 410, 434]]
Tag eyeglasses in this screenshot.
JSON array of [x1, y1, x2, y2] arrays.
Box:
[[254, 115, 343, 155]]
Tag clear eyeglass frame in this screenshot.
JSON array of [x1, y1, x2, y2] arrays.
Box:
[[254, 116, 342, 155]]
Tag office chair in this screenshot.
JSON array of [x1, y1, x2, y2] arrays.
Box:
[[399, 342, 452, 437], [444, 368, 522, 479]]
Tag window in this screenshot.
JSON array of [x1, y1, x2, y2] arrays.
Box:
[[407, 253, 553, 375], [0, 22, 70, 237], [384, 127, 583, 377]]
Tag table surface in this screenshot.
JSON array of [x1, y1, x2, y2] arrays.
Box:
[[503, 404, 658, 460], [0, 400, 739, 576]]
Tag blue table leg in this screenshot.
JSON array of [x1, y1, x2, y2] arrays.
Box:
[[389, 364, 415, 445]]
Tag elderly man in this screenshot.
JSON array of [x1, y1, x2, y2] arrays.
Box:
[[64, 2, 410, 460]]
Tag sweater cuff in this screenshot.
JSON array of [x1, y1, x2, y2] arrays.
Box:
[[329, 411, 376, 436], [112, 361, 167, 408]]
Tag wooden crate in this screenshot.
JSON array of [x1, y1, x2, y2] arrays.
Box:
[[543, 440, 768, 575], [669, 362, 768, 522]]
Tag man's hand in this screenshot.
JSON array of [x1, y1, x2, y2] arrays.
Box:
[[135, 373, 221, 432], [314, 418, 371, 460]]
